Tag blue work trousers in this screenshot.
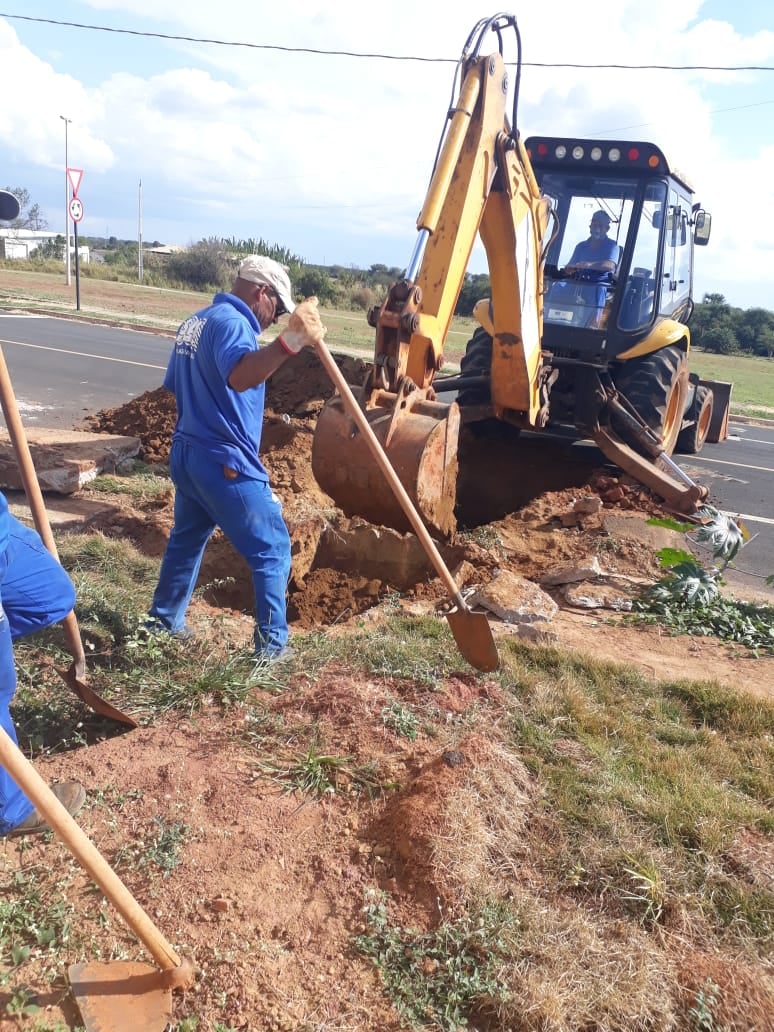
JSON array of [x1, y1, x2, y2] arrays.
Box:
[[149, 441, 292, 656], [1, 520, 76, 834]]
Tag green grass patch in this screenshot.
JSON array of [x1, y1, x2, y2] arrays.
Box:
[[689, 350, 774, 412], [355, 890, 516, 1031], [499, 641, 774, 950]]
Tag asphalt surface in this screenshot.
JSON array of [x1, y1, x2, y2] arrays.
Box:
[[1, 312, 772, 595]]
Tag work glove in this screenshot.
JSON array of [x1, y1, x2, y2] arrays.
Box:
[[278, 296, 327, 355]]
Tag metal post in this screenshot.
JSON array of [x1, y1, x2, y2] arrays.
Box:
[[60, 115, 72, 286], [138, 177, 143, 282], [73, 220, 81, 311]]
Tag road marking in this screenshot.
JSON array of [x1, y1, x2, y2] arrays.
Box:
[[0, 313, 48, 319], [733, 437, 774, 446], [722, 511, 774, 527], [687, 455, 774, 475], [0, 337, 166, 371]]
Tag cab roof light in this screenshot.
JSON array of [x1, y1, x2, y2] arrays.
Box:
[[525, 137, 670, 176]]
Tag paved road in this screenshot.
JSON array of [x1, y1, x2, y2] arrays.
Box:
[[1, 313, 772, 594], [0, 313, 171, 428]]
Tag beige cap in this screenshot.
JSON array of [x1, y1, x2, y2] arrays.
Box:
[[237, 254, 295, 315]]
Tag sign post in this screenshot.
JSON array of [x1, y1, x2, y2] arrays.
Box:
[[68, 194, 84, 312]]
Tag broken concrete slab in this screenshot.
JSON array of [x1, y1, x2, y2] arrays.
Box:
[[4, 489, 116, 530], [469, 568, 559, 624], [540, 556, 604, 586], [0, 428, 141, 494]]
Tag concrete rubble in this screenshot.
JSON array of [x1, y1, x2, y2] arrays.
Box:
[[0, 428, 141, 494]]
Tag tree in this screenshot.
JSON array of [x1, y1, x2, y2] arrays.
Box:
[[737, 307, 774, 358], [0, 186, 49, 230]]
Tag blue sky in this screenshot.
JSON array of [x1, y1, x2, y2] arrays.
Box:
[[1, 1, 773, 308]]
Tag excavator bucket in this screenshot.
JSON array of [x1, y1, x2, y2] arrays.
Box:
[[312, 392, 460, 538]]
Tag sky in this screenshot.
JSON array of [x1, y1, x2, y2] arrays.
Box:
[[1, 1, 773, 309]]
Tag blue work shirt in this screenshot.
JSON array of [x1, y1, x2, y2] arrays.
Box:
[[569, 236, 621, 280], [164, 293, 269, 481]]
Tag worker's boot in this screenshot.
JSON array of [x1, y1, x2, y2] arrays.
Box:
[[5, 782, 86, 838]]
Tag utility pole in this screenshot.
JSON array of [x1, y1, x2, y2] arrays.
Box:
[[138, 178, 143, 283], [59, 115, 72, 286]]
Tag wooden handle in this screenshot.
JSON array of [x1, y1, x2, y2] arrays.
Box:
[[314, 341, 466, 608], [0, 726, 183, 974], [0, 345, 87, 669]]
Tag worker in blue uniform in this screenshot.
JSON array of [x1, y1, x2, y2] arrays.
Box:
[[146, 255, 326, 658], [0, 493, 86, 837]]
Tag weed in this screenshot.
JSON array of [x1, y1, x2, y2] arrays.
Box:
[[355, 890, 515, 1030], [688, 978, 721, 1031], [381, 699, 419, 740], [458, 524, 506, 558], [130, 647, 280, 716], [4, 984, 40, 1019], [633, 509, 774, 653], [145, 817, 189, 876], [0, 869, 74, 959], [621, 853, 666, 926], [254, 746, 381, 798], [88, 463, 171, 501]]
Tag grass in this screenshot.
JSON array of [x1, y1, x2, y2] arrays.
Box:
[[3, 468, 773, 1030], [355, 890, 516, 1031], [688, 349, 774, 413]]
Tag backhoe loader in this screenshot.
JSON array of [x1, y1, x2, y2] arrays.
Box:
[[312, 13, 729, 537]]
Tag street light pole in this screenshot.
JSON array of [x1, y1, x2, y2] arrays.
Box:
[[59, 115, 72, 286]]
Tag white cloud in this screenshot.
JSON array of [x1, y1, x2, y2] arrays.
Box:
[[1, 2, 774, 305]]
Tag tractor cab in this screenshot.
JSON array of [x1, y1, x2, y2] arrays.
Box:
[[525, 137, 712, 362]]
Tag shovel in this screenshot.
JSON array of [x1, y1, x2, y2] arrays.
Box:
[[314, 339, 499, 672], [0, 345, 137, 727], [0, 724, 194, 1030]]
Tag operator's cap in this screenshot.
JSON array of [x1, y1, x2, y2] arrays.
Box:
[[591, 210, 611, 225], [237, 254, 295, 315], [0, 190, 20, 222]]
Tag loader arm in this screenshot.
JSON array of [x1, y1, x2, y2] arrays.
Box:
[[371, 49, 549, 425], [313, 21, 551, 535]]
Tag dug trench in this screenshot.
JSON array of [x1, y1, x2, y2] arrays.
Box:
[[81, 346, 774, 699]]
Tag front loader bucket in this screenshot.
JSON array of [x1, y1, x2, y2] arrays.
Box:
[[312, 393, 460, 537]]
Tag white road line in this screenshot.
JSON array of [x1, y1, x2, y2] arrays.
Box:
[[687, 455, 774, 475], [733, 437, 774, 446], [722, 511, 774, 527], [0, 337, 166, 371]]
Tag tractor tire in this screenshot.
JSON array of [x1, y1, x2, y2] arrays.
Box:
[[457, 326, 493, 408], [613, 345, 689, 457], [676, 385, 713, 455], [456, 326, 521, 440]]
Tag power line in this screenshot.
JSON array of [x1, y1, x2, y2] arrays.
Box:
[[2, 11, 774, 72]]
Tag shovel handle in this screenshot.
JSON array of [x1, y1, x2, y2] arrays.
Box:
[[0, 726, 191, 986], [313, 341, 466, 608]]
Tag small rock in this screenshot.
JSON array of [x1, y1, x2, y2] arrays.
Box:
[[442, 749, 466, 767]]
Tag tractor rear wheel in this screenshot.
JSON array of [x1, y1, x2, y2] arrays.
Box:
[[613, 345, 689, 456], [458, 326, 493, 408], [676, 385, 713, 454]]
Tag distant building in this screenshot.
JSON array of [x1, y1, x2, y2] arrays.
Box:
[[0, 228, 90, 263]]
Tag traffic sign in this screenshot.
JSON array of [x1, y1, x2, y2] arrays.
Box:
[[69, 196, 84, 223], [67, 167, 83, 197]]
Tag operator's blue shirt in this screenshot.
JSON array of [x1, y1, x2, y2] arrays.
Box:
[[569, 237, 621, 282], [163, 292, 269, 481]]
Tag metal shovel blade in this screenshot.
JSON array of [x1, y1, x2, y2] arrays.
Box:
[[69, 961, 173, 1032], [446, 607, 500, 672]]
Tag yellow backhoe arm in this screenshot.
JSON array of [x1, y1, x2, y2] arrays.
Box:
[[313, 28, 551, 535]]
